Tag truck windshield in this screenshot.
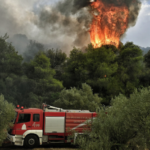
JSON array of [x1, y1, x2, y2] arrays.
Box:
[[18, 114, 31, 123], [12, 112, 18, 124]]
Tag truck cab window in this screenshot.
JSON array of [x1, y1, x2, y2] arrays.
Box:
[[18, 114, 31, 123], [33, 114, 40, 122]]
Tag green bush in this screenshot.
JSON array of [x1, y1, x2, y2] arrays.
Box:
[[0, 95, 15, 146], [78, 87, 150, 150], [54, 83, 102, 112]]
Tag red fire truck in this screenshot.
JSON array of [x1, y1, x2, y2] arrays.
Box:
[[7, 103, 97, 148]]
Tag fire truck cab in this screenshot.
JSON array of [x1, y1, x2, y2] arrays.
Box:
[[7, 104, 96, 148]]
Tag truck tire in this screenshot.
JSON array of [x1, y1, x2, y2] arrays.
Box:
[[24, 135, 39, 148]]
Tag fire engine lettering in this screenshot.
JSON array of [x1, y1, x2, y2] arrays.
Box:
[[16, 128, 21, 130], [32, 122, 40, 127]]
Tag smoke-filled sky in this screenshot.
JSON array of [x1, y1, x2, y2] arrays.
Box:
[[0, 0, 149, 56], [122, 1, 150, 47]]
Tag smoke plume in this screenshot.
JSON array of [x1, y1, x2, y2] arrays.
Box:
[[35, 0, 92, 48], [0, 0, 142, 56], [35, 0, 141, 49]]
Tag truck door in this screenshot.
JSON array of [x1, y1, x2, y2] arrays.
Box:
[[31, 113, 42, 130], [15, 113, 32, 135]]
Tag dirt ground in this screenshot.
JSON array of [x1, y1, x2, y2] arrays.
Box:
[[0, 143, 78, 150]]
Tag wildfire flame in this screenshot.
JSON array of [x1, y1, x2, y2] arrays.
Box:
[[89, 0, 129, 48]]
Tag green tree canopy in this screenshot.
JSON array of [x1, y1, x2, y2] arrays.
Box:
[[144, 50, 150, 68], [78, 87, 150, 150], [23, 52, 63, 107], [0, 35, 26, 105], [0, 95, 15, 146], [117, 42, 143, 96], [62, 45, 119, 104], [45, 49, 67, 69], [54, 83, 102, 112], [62, 43, 143, 104], [0, 34, 23, 79], [45, 49, 67, 81]]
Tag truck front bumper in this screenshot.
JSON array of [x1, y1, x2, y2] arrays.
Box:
[[7, 133, 15, 143]]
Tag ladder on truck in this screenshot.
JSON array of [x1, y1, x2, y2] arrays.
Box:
[[42, 103, 90, 112]]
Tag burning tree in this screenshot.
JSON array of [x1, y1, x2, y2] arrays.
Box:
[[35, 0, 141, 50], [88, 0, 141, 48], [89, 0, 129, 48]]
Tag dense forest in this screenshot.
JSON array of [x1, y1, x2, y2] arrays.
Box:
[[1, 35, 150, 149], [0, 34, 150, 109]]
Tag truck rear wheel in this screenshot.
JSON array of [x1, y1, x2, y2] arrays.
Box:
[[24, 135, 39, 148]]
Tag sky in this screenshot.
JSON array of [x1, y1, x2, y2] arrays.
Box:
[[0, 0, 149, 55], [122, 1, 150, 47]]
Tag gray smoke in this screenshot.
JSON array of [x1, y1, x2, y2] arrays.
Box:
[[8, 34, 45, 62], [8, 34, 29, 55], [0, 0, 142, 57], [35, 0, 92, 48], [35, 0, 141, 49]]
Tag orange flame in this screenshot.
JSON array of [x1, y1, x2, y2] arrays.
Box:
[[89, 0, 129, 48]]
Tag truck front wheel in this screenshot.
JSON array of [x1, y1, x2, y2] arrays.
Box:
[[24, 135, 39, 148]]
